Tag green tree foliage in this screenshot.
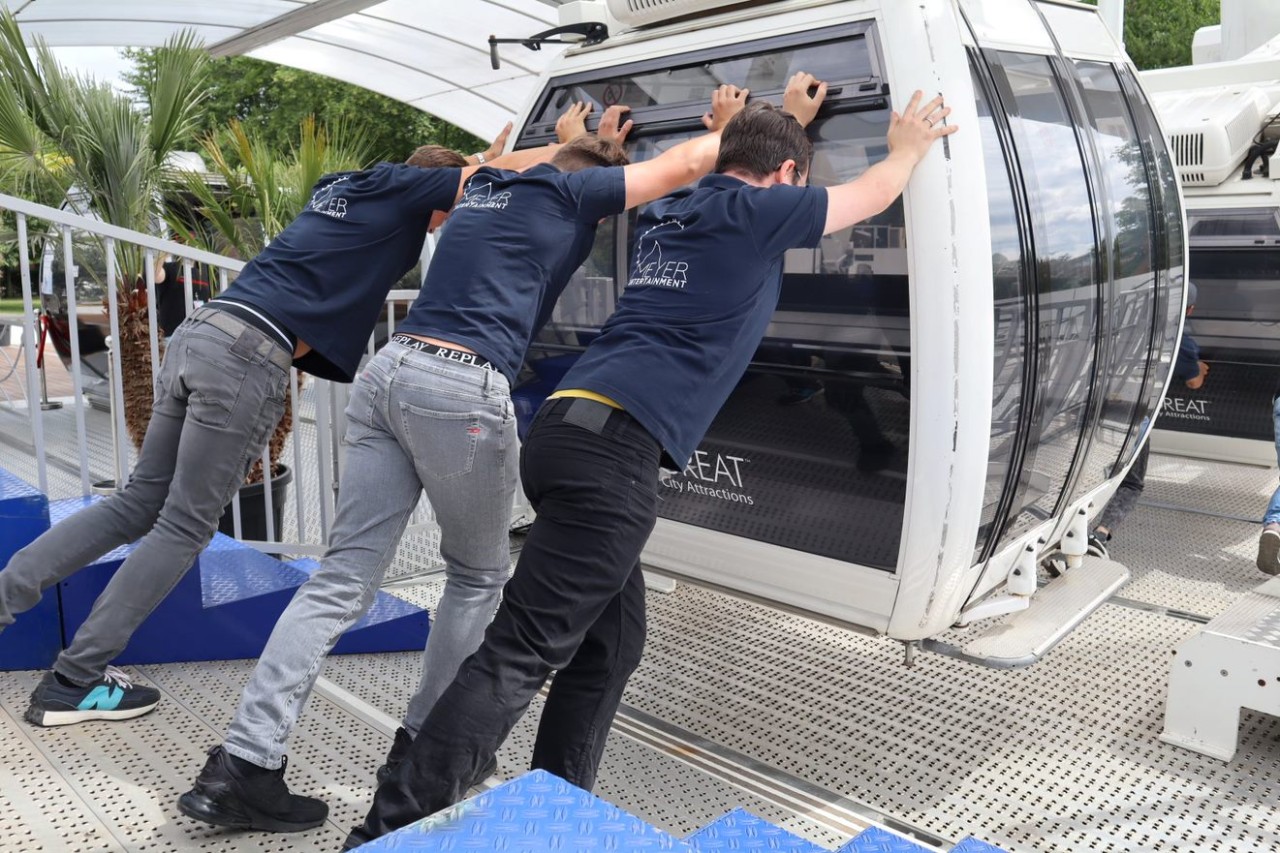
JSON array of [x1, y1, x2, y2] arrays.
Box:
[[1081, 0, 1221, 70], [123, 51, 485, 163], [0, 13, 209, 281]]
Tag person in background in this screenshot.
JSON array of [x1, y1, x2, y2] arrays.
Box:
[[155, 237, 212, 339], [1257, 353, 1280, 574]]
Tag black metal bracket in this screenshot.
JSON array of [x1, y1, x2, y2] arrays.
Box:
[[488, 22, 609, 70]]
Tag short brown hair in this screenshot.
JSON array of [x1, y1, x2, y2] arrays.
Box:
[[551, 136, 630, 172], [714, 101, 812, 180], [406, 144, 467, 168]]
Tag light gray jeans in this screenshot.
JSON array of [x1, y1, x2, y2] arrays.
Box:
[[223, 341, 517, 769], [0, 307, 289, 684]]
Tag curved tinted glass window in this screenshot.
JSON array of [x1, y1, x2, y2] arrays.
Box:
[[1189, 209, 1280, 243], [1118, 66, 1184, 461], [527, 24, 878, 130], [987, 50, 1099, 538], [1067, 60, 1155, 499], [971, 60, 1030, 563]]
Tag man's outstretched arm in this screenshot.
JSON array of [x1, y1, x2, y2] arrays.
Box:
[[822, 90, 957, 235], [619, 84, 750, 209], [448, 114, 577, 203], [464, 122, 513, 166]]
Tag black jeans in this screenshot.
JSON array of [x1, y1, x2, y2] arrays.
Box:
[[346, 398, 661, 846]]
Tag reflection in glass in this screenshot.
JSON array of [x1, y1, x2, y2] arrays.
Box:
[[1067, 61, 1155, 500], [971, 61, 1029, 563], [988, 50, 1099, 539]]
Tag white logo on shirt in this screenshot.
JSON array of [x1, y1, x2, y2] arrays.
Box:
[[457, 181, 512, 210], [308, 175, 352, 219], [628, 219, 689, 289]]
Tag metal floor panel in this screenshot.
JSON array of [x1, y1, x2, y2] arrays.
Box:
[[0, 662, 370, 851], [3, 431, 1280, 851], [1, 587, 1278, 852], [1142, 453, 1277, 522], [1108, 504, 1262, 617], [315, 650, 849, 850], [1086, 452, 1276, 618], [626, 588, 1280, 853]]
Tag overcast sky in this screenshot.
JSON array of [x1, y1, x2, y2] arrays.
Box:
[[49, 46, 133, 91]]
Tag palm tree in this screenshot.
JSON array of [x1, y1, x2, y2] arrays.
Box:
[[0, 10, 208, 449]]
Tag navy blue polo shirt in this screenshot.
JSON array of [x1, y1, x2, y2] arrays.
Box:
[[558, 173, 828, 465], [219, 163, 462, 382], [397, 163, 627, 383]]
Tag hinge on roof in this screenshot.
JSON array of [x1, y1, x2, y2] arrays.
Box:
[[488, 22, 609, 70]]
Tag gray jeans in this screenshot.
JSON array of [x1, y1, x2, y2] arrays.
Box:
[[223, 341, 516, 769], [0, 307, 289, 684]]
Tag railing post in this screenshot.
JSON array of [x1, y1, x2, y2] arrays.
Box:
[[104, 237, 130, 489], [61, 228, 91, 495], [144, 249, 161, 385], [16, 214, 49, 493]]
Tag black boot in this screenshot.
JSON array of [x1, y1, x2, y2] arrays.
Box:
[[178, 745, 328, 832]]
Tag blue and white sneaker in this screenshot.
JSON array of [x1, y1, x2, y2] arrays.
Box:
[[24, 666, 160, 727]]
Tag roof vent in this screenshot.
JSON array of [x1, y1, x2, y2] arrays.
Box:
[[606, 0, 778, 29], [1153, 86, 1270, 186]]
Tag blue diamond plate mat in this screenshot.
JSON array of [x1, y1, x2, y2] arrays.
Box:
[[951, 839, 1006, 853], [687, 808, 826, 851], [200, 532, 309, 607], [0, 466, 39, 501], [836, 826, 933, 853], [353, 769, 695, 851]]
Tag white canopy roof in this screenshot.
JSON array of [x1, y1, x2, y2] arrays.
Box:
[[2, 0, 566, 138]]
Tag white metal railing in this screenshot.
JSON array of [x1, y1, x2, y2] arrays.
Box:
[[0, 191, 439, 560]]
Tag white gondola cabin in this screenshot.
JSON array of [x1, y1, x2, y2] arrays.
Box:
[[504, 0, 1187, 662]]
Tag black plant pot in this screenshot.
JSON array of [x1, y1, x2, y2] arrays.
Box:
[[217, 464, 293, 541]]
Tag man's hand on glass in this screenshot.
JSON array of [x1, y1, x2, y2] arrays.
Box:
[[702, 84, 749, 131]]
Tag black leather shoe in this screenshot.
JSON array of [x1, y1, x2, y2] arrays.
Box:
[[342, 826, 372, 851], [178, 745, 328, 832]]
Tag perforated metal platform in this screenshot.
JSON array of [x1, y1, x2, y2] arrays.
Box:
[[1107, 453, 1277, 618], [2, 431, 1280, 851]]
